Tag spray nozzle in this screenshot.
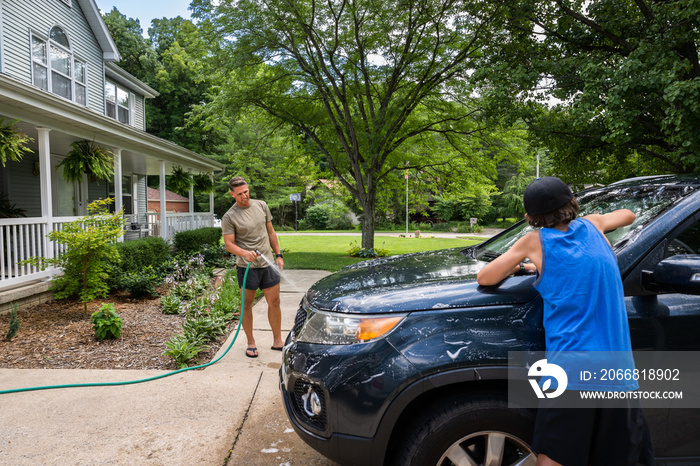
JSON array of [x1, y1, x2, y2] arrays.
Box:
[[255, 250, 262, 256]]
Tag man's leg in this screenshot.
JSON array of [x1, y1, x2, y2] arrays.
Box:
[[242, 288, 258, 354], [262, 284, 283, 348]]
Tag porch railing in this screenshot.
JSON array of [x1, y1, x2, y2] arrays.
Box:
[[1, 212, 215, 291], [0, 217, 53, 288], [145, 212, 215, 238]]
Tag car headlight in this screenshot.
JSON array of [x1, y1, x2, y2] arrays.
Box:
[[297, 310, 406, 345]]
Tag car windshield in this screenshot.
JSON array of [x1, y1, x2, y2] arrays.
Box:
[[477, 183, 696, 260]]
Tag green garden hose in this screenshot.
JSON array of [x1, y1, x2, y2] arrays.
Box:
[[0, 264, 251, 395]]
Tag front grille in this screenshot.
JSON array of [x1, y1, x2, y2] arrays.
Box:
[[293, 307, 307, 337], [293, 379, 327, 431]]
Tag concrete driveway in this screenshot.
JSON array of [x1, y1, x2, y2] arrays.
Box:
[[0, 270, 338, 466]]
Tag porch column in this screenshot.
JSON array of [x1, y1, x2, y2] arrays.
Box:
[[37, 128, 53, 261], [209, 172, 214, 226], [189, 170, 194, 229], [159, 160, 167, 239], [113, 149, 123, 242]]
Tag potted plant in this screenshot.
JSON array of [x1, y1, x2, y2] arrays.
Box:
[[167, 165, 194, 195], [58, 140, 114, 183], [193, 173, 215, 194], [0, 118, 33, 167]]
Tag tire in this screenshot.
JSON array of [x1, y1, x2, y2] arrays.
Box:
[[393, 392, 537, 466]]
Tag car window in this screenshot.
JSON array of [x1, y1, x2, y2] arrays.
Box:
[[666, 218, 700, 257], [478, 185, 696, 260]]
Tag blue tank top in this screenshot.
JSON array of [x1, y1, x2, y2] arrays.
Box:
[[534, 218, 637, 391]]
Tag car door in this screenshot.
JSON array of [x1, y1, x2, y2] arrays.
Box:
[[626, 213, 700, 461]]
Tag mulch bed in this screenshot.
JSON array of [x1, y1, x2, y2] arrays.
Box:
[[0, 287, 239, 370]]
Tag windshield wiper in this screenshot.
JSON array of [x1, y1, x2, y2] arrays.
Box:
[[479, 251, 501, 261]]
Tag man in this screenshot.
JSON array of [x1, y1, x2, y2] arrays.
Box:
[[222, 176, 285, 358]]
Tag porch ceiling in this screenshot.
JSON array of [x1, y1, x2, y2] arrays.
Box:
[[0, 74, 225, 176]]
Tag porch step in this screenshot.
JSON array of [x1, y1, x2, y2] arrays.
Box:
[[0, 280, 53, 314]]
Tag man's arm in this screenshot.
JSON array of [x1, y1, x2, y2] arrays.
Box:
[[223, 233, 258, 263], [266, 221, 284, 269], [476, 231, 539, 286]]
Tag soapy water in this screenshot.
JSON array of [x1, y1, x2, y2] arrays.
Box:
[[255, 252, 302, 292]]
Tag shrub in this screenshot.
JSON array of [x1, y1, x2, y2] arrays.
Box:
[[4, 305, 20, 341], [347, 242, 389, 258], [196, 243, 235, 268], [306, 204, 330, 229], [162, 334, 209, 369], [22, 198, 124, 312], [182, 315, 228, 343], [91, 303, 123, 341], [161, 294, 182, 315], [121, 266, 161, 298], [173, 227, 222, 254], [114, 237, 170, 274], [212, 270, 241, 318]]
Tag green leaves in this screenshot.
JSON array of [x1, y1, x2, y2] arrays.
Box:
[[0, 118, 34, 167], [479, 0, 700, 181], [58, 141, 115, 184], [22, 199, 125, 311], [91, 303, 123, 341]]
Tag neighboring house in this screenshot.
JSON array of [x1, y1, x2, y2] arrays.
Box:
[[147, 187, 189, 213], [0, 0, 225, 292]]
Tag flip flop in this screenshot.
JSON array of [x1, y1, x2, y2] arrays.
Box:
[[271, 346, 283, 351], [245, 347, 258, 358]]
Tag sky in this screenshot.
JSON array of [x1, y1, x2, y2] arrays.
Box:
[[100, 0, 192, 36]]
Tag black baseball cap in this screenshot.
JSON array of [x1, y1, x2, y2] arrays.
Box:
[[523, 176, 574, 215]]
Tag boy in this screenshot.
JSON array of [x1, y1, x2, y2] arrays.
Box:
[[477, 176, 650, 466]]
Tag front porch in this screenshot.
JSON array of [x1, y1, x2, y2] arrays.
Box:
[[0, 73, 225, 296]]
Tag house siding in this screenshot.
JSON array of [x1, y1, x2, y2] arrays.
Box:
[[7, 156, 41, 217], [133, 93, 145, 131], [1, 0, 105, 114]]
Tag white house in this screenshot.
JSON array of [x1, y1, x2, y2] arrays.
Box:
[[0, 0, 225, 293]]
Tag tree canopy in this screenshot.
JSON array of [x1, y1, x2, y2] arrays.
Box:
[[476, 0, 700, 185], [191, 0, 522, 248]]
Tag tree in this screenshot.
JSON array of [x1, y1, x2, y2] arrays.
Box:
[[102, 8, 159, 84], [192, 0, 510, 249], [23, 199, 125, 312], [476, 0, 700, 184]]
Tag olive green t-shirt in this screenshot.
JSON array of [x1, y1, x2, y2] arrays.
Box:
[[222, 199, 273, 268]]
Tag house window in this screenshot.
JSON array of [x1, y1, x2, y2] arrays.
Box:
[[30, 27, 87, 106], [105, 81, 130, 124]]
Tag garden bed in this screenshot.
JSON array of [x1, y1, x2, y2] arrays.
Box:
[[0, 288, 239, 370]]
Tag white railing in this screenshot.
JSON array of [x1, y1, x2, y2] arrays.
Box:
[[0, 217, 53, 288], [145, 212, 215, 238], [1, 212, 215, 291]]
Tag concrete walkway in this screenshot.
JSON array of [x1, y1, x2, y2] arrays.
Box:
[[0, 270, 338, 466]]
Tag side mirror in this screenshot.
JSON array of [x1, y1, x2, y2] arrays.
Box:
[[642, 255, 700, 295]]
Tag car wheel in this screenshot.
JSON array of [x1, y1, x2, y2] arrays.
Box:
[[393, 392, 537, 466]]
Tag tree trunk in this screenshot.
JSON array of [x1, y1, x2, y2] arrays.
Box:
[[359, 187, 377, 250]]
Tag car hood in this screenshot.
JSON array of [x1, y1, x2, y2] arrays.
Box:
[[305, 247, 539, 313]]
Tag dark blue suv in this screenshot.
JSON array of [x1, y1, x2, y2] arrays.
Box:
[[280, 175, 700, 466]]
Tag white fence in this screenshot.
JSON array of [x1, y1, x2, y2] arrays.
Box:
[[1, 212, 215, 291]]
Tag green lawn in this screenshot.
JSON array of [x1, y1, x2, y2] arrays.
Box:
[[278, 235, 485, 272]]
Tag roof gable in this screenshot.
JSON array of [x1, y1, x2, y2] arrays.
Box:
[[76, 0, 121, 61]]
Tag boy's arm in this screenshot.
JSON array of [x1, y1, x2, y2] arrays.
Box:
[[476, 232, 539, 286], [583, 209, 636, 235]]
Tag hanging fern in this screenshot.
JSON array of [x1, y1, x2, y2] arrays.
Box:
[[193, 173, 215, 194], [58, 140, 114, 184], [0, 118, 34, 167], [167, 165, 194, 195]]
